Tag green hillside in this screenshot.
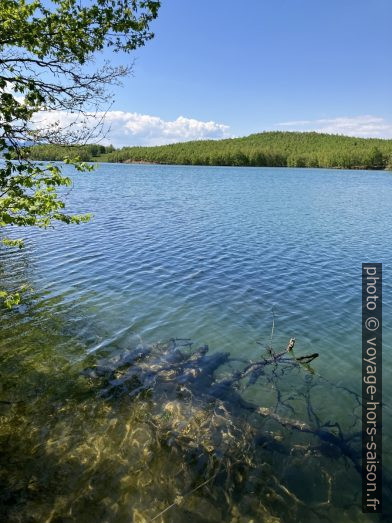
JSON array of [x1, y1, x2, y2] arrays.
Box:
[[28, 132, 392, 170]]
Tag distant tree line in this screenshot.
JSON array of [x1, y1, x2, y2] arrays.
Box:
[[27, 132, 392, 170], [27, 144, 115, 162]]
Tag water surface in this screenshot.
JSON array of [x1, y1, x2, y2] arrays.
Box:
[[1, 164, 391, 521]]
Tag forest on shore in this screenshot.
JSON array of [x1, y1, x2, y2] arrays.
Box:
[[27, 132, 392, 170]]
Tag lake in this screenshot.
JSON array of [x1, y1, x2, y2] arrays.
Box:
[[1, 164, 391, 521]]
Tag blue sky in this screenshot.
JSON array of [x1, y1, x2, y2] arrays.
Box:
[[70, 0, 392, 146]]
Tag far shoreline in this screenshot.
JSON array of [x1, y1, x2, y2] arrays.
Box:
[[107, 160, 391, 171], [27, 131, 392, 171]]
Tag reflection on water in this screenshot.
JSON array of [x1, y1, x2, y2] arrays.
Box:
[[1, 165, 392, 521]]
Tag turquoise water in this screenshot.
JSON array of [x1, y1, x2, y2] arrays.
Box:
[[1, 164, 391, 521]]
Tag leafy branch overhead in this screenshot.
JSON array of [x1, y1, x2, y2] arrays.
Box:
[[0, 0, 161, 307]]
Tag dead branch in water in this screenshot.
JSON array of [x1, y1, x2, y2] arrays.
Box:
[[218, 337, 319, 388]]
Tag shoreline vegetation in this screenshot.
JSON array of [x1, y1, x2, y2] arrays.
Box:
[[27, 131, 392, 170]]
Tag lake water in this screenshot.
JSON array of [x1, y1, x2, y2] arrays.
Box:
[[1, 164, 391, 521]]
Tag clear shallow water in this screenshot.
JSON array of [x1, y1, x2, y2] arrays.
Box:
[[1, 164, 391, 521]]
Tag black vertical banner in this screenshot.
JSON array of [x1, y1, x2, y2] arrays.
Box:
[[362, 263, 382, 513]]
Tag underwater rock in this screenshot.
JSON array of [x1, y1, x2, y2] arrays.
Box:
[[79, 336, 365, 520], [80, 345, 151, 381]]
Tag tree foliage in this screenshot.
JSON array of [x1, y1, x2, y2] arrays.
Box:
[[0, 0, 160, 306]]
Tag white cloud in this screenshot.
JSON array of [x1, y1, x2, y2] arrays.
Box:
[[277, 115, 392, 138], [33, 110, 231, 147]]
